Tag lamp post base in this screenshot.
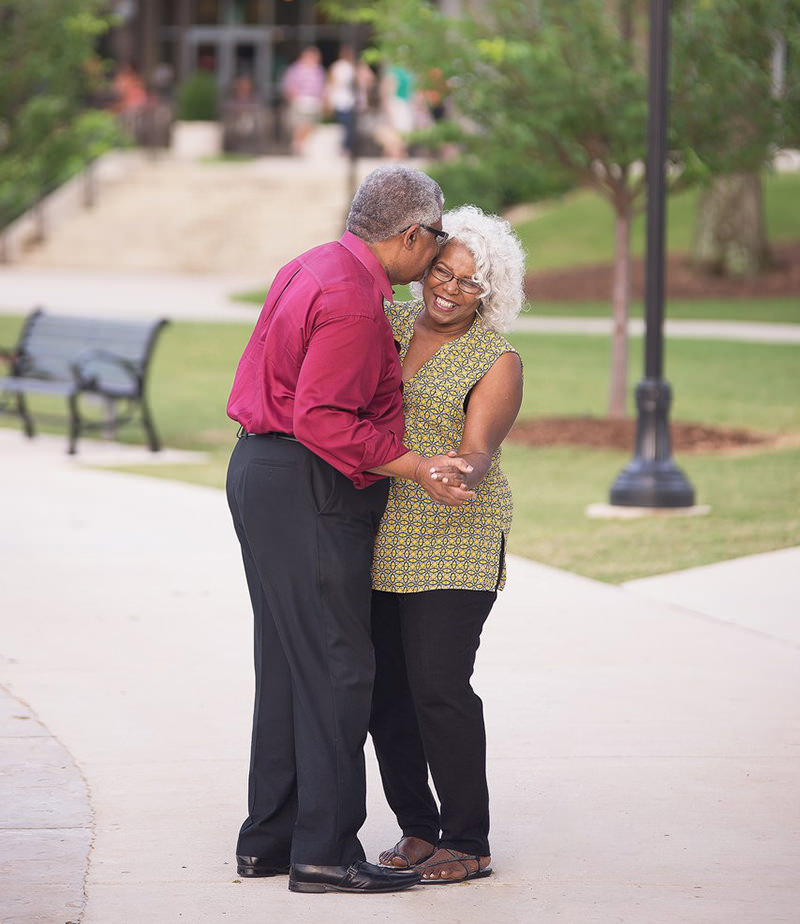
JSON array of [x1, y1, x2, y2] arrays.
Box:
[[609, 378, 695, 508]]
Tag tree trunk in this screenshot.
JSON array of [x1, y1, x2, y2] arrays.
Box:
[[691, 172, 772, 277], [607, 199, 631, 419]]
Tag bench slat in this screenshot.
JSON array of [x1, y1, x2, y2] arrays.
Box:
[[2, 309, 169, 453], [0, 377, 77, 396]]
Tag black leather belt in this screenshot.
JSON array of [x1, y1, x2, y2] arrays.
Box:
[[237, 426, 298, 442]]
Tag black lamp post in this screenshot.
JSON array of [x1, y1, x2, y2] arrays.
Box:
[[609, 0, 695, 508]]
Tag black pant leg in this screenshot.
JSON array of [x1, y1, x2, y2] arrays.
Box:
[[228, 443, 297, 863], [294, 453, 388, 865], [235, 539, 299, 861], [399, 589, 496, 857], [369, 591, 440, 844], [228, 436, 388, 866]]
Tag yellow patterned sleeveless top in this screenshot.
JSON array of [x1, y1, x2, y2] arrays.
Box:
[[372, 299, 520, 593]]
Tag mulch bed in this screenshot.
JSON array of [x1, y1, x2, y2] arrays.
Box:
[[509, 417, 778, 453], [524, 241, 800, 301]]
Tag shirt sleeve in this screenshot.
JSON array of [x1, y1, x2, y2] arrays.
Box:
[[292, 313, 407, 488]]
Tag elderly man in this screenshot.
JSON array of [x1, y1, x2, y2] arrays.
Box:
[[226, 166, 473, 894]]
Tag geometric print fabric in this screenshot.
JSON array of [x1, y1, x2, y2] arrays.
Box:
[[372, 299, 519, 593]]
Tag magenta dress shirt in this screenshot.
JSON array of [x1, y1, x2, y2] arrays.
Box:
[[227, 232, 408, 488]]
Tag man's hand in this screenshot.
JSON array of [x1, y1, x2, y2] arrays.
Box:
[[429, 449, 492, 490], [413, 454, 475, 506], [370, 451, 475, 505]]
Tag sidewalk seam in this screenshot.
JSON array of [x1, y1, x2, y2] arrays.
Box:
[[0, 681, 95, 923]]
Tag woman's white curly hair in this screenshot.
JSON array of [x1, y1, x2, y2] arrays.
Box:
[[410, 204, 527, 332]]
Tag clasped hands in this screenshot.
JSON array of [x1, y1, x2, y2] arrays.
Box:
[[414, 451, 475, 506]]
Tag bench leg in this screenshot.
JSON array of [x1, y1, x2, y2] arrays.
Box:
[[16, 393, 35, 438], [140, 399, 161, 452], [103, 397, 118, 441], [67, 393, 81, 454]]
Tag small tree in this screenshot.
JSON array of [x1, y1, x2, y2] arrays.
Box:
[[675, 0, 800, 277], [0, 0, 120, 228], [330, 0, 800, 417]]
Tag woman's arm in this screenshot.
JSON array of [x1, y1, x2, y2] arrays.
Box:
[[432, 351, 523, 490]]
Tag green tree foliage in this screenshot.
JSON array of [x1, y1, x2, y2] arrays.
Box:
[[328, 0, 800, 417], [673, 0, 800, 277], [0, 0, 122, 227], [672, 0, 800, 173]]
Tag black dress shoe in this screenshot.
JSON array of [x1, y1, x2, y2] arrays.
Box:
[[289, 860, 421, 893], [236, 855, 290, 878]]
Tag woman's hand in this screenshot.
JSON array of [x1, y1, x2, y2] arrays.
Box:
[[370, 451, 474, 505], [413, 454, 476, 506], [429, 450, 490, 490]]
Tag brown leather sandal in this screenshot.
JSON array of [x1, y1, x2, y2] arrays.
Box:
[[418, 847, 492, 884], [378, 837, 436, 869]]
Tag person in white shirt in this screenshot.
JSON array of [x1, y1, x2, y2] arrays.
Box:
[[327, 45, 357, 155]]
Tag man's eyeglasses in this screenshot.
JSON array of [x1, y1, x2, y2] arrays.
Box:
[[429, 261, 484, 296], [404, 223, 450, 246]]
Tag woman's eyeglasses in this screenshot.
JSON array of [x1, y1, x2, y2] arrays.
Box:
[[429, 262, 483, 296]]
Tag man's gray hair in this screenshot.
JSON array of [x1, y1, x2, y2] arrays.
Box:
[[346, 166, 444, 243]]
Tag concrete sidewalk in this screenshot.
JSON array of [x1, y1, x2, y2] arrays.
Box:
[[2, 265, 799, 347], [0, 135, 797, 345], [1, 428, 798, 923], [0, 265, 263, 323], [2, 129, 798, 922]]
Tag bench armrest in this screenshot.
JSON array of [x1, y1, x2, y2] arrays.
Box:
[[72, 347, 141, 389]]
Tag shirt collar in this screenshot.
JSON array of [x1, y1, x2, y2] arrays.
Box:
[[340, 231, 394, 302]]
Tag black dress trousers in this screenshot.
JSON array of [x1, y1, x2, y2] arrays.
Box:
[[370, 588, 496, 857], [227, 434, 389, 866]]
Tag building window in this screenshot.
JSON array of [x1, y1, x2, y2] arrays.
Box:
[[197, 42, 218, 70], [158, 1, 177, 27], [228, 0, 261, 24], [276, 0, 301, 28], [196, 0, 221, 24], [314, 2, 332, 25]]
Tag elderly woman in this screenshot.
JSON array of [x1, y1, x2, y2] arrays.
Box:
[[369, 205, 525, 883]]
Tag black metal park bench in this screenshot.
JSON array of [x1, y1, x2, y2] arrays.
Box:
[[0, 308, 169, 454]]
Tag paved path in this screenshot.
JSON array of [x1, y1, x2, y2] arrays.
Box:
[[0, 686, 91, 924], [7, 131, 380, 277], [0, 265, 264, 323], [513, 315, 800, 343], [1, 132, 797, 345], [2, 140, 798, 922], [1, 429, 798, 923], [1, 265, 798, 345]]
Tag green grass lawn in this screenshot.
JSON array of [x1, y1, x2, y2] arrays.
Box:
[[231, 292, 800, 325], [508, 332, 800, 431], [514, 170, 800, 271], [3, 168, 796, 583], [502, 443, 800, 583], [232, 170, 800, 325], [2, 313, 797, 583], [523, 297, 800, 324]]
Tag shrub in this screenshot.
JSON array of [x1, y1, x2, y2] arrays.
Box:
[[176, 71, 219, 121], [0, 108, 125, 229]]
